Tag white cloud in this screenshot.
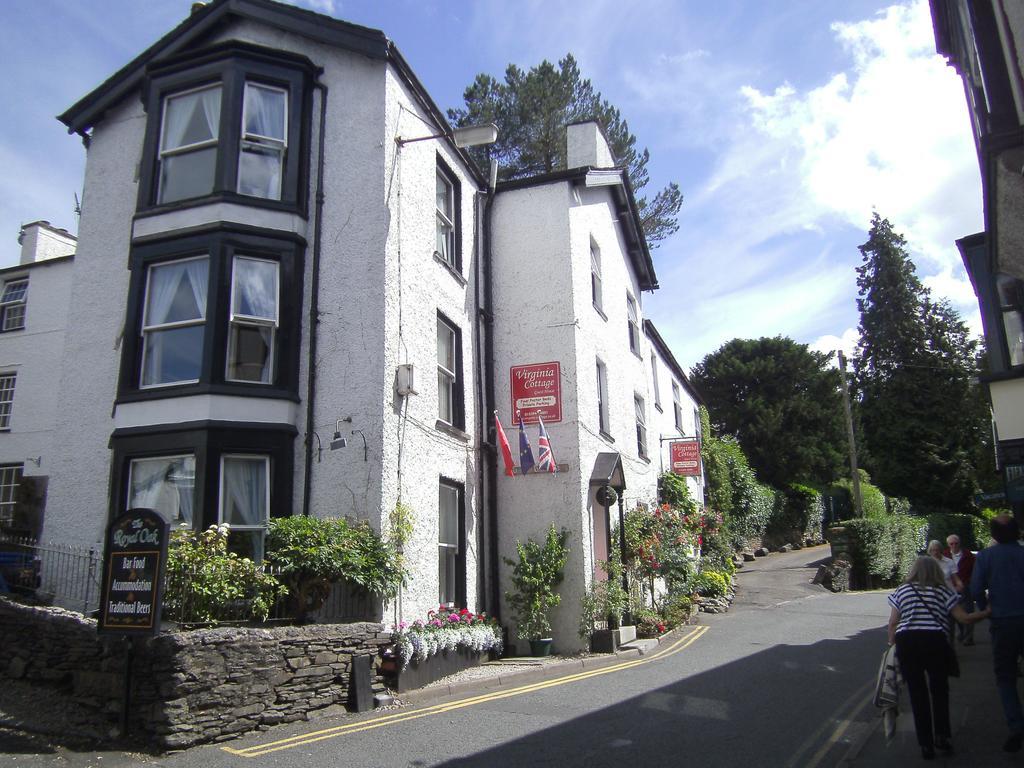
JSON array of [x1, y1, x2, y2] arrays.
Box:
[[810, 327, 860, 362], [292, 0, 337, 14]]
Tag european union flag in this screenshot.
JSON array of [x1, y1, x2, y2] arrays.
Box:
[[518, 415, 536, 475]]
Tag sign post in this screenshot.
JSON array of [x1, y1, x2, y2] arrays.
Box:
[[98, 508, 169, 736], [669, 439, 702, 477]]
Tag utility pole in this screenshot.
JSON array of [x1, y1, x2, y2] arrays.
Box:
[[837, 350, 863, 517]]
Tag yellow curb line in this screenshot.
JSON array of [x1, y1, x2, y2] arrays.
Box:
[[783, 677, 875, 768], [222, 624, 710, 758]]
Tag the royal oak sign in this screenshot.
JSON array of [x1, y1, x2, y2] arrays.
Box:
[[98, 509, 169, 635]]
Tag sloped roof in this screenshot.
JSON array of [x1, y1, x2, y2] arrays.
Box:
[[643, 319, 704, 406], [57, 0, 484, 185]]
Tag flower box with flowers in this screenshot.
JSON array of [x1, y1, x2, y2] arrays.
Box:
[[384, 607, 504, 692]]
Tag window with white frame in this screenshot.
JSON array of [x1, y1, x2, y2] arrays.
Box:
[[141, 256, 209, 387], [591, 241, 603, 313], [672, 381, 683, 432], [0, 374, 14, 430], [0, 464, 22, 526], [635, 394, 648, 459], [627, 294, 641, 356], [997, 273, 1024, 367], [597, 359, 609, 435], [650, 354, 661, 409], [128, 454, 196, 526], [237, 82, 288, 200], [437, 314, 463, 428], [0, 278, 28, 332], [227, 255, 279, 383], [436, 169, 456, 268], [439, 480, 461, 607], [219, 454, 270, 561], [158, 84, 222, 205]]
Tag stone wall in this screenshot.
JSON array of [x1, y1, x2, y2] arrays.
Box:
[[0, 597, 389, 749]]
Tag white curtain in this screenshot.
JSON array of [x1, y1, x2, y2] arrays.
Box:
[[146, 259, 208, 326], [245, 84, 285, 140], [223, 457, 267, 527], [129, 456, 194, 525], [163, 87, 221, 151]]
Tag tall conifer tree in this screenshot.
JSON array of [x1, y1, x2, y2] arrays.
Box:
[[448, 54, 683, 248], [853, 213, 988, 510]]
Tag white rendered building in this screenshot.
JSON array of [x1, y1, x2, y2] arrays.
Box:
[[35, 0, 704, 650]]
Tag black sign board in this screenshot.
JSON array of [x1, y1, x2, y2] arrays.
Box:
[[98, 509, 168, 635]]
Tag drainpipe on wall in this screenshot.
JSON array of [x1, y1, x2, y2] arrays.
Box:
[[481, 186, 500, 622], [301, 76, 328, 518]]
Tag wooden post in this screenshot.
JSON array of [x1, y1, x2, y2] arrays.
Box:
[[837, 351, 863, 517]]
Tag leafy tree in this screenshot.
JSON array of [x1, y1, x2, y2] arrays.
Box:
[[690, 336, 846, 488], [448, 54, 682, 248], [853, 213, 989, 511]]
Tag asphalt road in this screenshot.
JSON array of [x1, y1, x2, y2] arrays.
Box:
[[12, 546, 893, 767]]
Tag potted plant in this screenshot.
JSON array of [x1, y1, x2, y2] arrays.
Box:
[[578, 558, 628, 652], [504, 525, 569, 656]]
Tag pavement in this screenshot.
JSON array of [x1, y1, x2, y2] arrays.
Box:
[[397, 634, 669, 707], [839, 621, 1018, 766]]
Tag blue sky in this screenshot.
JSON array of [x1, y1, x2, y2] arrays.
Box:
[[0, 0, 981, 368]]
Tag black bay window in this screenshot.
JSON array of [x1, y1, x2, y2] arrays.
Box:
[[138, 41, 315, 216], [111, 423, 295, 559], [119, 225, 303, 403]]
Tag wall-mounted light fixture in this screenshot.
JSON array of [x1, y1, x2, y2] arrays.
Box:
[[396, 123, 498, 148], [330, 417, 351, 451]]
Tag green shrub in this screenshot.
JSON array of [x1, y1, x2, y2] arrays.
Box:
[[165, 525, 286, 625], [689, 570, 729, 598], [771, 484, 825, 543], [504, 525, 570, 641], [661, 593, 694, 627], [833, 470, 888, 519], [265, 516, 403, 620], [578, 560, 628, 639], [844, 515, 928, 588], [925, 513, 989, 552]]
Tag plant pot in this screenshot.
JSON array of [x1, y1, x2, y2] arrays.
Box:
[[529, 638, 553, 657]]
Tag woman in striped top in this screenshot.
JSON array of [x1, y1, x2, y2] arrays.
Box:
[[888, 555, 990, 759]]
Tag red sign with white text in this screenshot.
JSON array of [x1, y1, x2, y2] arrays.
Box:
[[510, 362, 562, 424], [670, 440, 701, 476]]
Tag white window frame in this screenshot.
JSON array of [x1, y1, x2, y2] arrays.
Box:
[[437, 317, 457, 425], [140, 255, 209, 389], [997, 273, 1024, 367], [0, 463, 23, 526], [597, 359, 609, 435], [627, 294, 641, 356], [591, 241, 603, 313], [0, 278, 28, 332], [127, 454, 196, 526], [438, 481, 460, 607], [0, 373, 15, 431], [635, 394, 648, 459], [650, 353, 661, 409], [157, 83, 222, 204], [218, 454, 271, 561], [226, 254, 279, 384], [237, 82, 288, 201], [436, 169, 456, 268], [672, 381, 683, 433]]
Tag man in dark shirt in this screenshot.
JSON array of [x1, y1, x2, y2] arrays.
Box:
[[972, 515, 1024, 752]]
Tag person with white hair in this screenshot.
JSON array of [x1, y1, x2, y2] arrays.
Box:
[[944, 534, 976, 645], [928, 539, 961, 592]]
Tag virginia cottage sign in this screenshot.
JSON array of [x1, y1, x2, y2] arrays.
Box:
[[98, 509, 168, 635], [510, 361, 562, 424]]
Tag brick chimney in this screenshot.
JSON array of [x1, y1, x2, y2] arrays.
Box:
[[18, 221, 76, 265], [566, 121, 616, 169]]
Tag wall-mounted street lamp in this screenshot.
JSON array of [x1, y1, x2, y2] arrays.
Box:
[[396, 123, 498, 148], [330, 418, 351, 451]]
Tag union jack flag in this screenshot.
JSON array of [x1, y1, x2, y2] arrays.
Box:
[[537, 416, 557, 473]]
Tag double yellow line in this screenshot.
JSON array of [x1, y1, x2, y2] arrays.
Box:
[[223, 624, 710, 758]]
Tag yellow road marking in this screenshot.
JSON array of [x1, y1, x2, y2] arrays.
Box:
[[783, 677, 874, 768], [222, 624, 709, 758]]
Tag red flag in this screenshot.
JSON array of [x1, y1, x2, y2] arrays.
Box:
[[494, 412, 515, 477]]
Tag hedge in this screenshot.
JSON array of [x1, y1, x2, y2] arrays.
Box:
[[844, 515, 929, 588], [925, 514, 989, 552]]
